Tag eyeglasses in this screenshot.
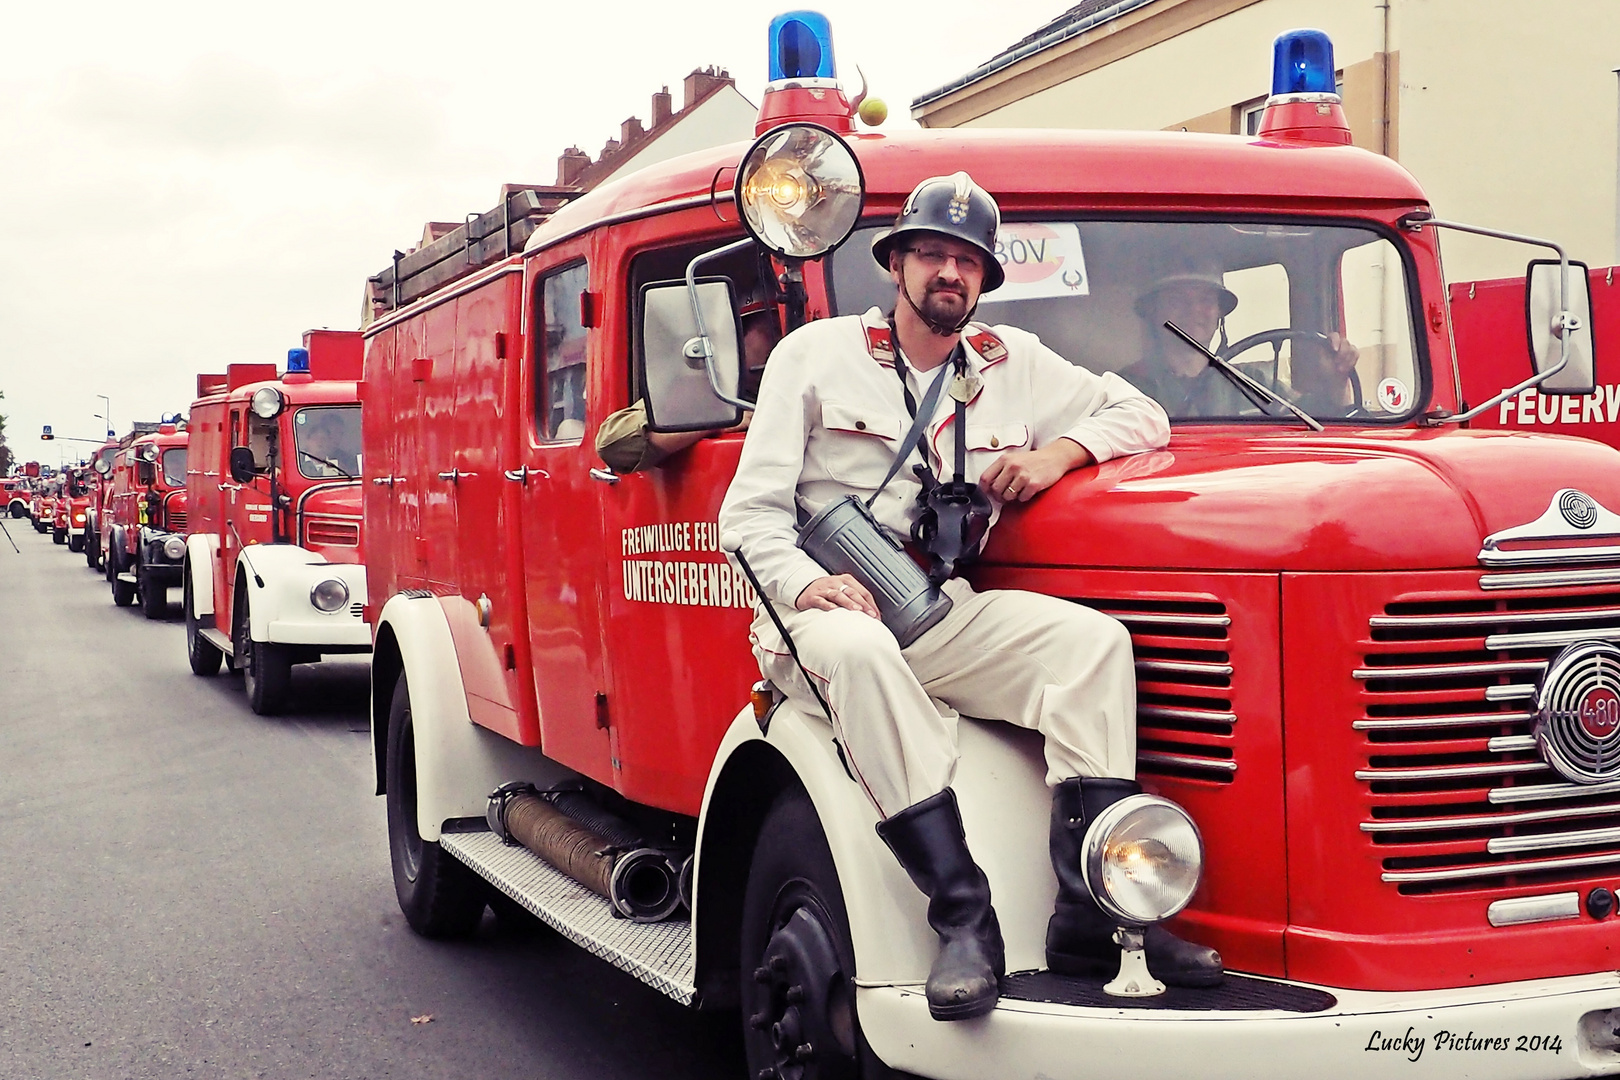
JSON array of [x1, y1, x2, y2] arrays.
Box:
[[905, 247, 986, 275]]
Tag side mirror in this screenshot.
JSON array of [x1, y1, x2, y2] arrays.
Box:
[[229, 446, 258, 484], [1527, 259, 1595, 394], [639, 278, 745, 433]]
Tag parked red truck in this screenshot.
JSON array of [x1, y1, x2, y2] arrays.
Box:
[[83, 436, 120, 570], [103, 425, 189, 617], [361, 20, 1620, 1080], [181, 336, 369, 715]]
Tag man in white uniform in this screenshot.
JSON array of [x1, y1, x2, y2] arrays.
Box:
[[720, 173, 1219, 1021]]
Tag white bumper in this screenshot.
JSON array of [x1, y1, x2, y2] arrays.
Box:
[[237, 546, 370, 648], [859, 972, 1620, 1080]]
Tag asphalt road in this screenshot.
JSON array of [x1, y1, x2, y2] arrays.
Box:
[[0, 522, 742, 1080]]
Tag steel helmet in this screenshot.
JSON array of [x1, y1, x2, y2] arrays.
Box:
[[1135, 269, 1238, 318], [871, 172, 1005, 292]]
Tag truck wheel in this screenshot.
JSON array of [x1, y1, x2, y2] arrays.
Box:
[[85, 531, 99, 570], [184, 572, 222, 677], [740, 788, 878, 1080], [112, 571, 137, 607], [244, 636, 292, 716], [52, 526, 66, 545], [104, 539, 119, 582], [385, 673, 486, 938], [140, 569, 168, 620], [68, 534, 83, 553]]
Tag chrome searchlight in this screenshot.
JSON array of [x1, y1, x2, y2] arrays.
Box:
[[1081, 793, 1204, 998], [250, 386, 286, 419], [310, 578, 350, 612], [735, 122, 863, 260]]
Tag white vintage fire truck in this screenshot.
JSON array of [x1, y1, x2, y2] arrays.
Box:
[[360, 15, 1620, 1080]]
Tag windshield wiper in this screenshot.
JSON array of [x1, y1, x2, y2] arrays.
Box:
[[1163, 321, 1323, 433], [300, 451, 355, 479]]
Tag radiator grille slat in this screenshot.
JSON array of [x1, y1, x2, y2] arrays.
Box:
[[1358, 588, 1620, 895]]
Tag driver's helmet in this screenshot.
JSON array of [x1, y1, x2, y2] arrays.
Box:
[[1135, 268, 1238, 318], [870, 171, 1005, 292]]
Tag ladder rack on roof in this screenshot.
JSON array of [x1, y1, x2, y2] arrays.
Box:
[[365, 185, 580, 323]]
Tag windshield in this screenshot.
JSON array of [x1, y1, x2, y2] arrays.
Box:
[[162, 448, 187, 488], [829, 219, 1423, 423], [293, 406, 361, 480]]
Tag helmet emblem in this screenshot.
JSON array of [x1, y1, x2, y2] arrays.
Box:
[[1536, 642, 1620, 784], [1560, 490, 1599, 529], [946, 170, 973, 224]]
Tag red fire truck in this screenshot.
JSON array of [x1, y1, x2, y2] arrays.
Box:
[[59, 465, 96, 552], [181, 335, 369, 715], [4, 477, 30, 518], [103, 425, 189, 617], [83, 437, 120, 569], [361, 20, 1620, 1080]]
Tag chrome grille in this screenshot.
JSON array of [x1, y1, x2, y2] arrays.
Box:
[[1357, 589, 1620, 894], [1080, 598, 1236, 783], [166, 509, 186, 532]]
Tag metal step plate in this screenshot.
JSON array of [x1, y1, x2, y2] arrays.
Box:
[[1002, 969, 1337, 1012], [199, 627, 234, 656], [440, 828, 695, 1005]]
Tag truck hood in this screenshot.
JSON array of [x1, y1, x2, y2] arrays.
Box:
[[983, 427, 1620, 572], [298, 482, 361, 518]]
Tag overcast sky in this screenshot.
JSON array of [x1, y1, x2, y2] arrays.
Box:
[[0, 0, 1062, 466]]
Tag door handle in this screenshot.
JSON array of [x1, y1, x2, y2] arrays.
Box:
[[437, 469, 477, 483], [371, 476, 399, 487], [503, 466, 550, 484], [589, 468, 620, 485]]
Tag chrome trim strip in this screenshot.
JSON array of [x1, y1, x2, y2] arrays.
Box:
[[1481, 568, 1620, 591], [1354, 712, 1534, 731], [1480, 545, 1620, 568], [1384, 851, 1620, 883], [1107, 612, 1231, 629], [1490, 778, 1620, 803], [524, 192, 735, 260], [1361, 800, 1620, 832], [1486, 893, 1581, 927], [1488, 825, 1620, 854], [1487, 734, 1539, 752], [1139, 705, 1238, 725], [1486, 684, 1538, 701], [1135, 659, 1233, 677], [1356, 761, 1551, 781], [1486, 626, 1620, 651], [1371, 608, 1620, 629], [1138, 751, 1237, 775], [1354, 660, 1546, 680]]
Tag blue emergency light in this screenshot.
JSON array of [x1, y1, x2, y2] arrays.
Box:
[[1270, 28, 1337, 97], [286, 347, 311, 373], [768, 10, 836, 82]]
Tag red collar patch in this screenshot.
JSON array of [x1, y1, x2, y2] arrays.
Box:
[[964, 326, 1007, 364], [865, 323, 896, 366]]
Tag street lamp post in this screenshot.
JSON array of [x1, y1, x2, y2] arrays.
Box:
[[94, 395, 112, 439]]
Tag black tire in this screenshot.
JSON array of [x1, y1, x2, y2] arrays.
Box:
[[85, 529, 99, 570], [385, 672, 487, 937], [33, 518, 45, 533], [740, 788, 887, 1080], [140, 568, 168, 620], [244, 636, 292, 716], [52, 526, 66, 545], [112, 571, 136, 607], [68, 534, 83, 553], [184, 570, 222, 677], [104, 536, 119, 582]]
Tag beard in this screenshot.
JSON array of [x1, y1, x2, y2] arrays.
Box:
[[917, 281, 970, 326]]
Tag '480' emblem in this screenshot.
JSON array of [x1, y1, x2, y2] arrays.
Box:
[[1536, 641, 1620, 784]]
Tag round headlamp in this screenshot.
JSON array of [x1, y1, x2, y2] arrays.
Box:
[[735, 123, 864, 260], [310, 578, 349, 612], [250, 387, 285, 419], [163, 535, 187, 561], [137, 443, 158, 463], [1081, 794, 1204, 926]]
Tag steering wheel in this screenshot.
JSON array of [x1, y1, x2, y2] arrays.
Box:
[[1217, 327, 1330, 362]]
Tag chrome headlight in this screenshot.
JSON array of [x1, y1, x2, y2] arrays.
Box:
[[310, 578, 349, 612], [1081, 794, 1204, 926], [162, 536, 187, 561], [735, 123, 864, 260], [250, 386, 285, 419]]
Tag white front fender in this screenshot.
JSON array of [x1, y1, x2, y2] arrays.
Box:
[[185, 533, 219, 616], [377, 593, 572, 842], [698, 703, 1055, 988], [235, 544, 369, 646]]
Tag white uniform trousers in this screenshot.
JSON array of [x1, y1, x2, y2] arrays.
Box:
[[750, 577, 1137, 818]]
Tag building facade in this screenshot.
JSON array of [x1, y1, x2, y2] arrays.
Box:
[[914, 0, 1620, 280]]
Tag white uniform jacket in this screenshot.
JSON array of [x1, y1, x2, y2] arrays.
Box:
[[719, 307, 1170, 608]]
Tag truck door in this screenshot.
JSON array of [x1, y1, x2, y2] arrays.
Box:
[[517, 252, 613, 783]]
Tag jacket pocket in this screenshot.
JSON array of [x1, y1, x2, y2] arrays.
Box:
[[963, 422, 1029, 452], [819, 401, 902, 484]]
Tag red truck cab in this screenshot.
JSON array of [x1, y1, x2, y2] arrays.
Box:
[[3, 477, 28, 519], [60, 466, 96, 553], [106, 426, 189, 617], [182, 333, 370, 715], [361, 21, 1620, 1080], [83, 437, 120, 569], [31, 481, 56, 534]]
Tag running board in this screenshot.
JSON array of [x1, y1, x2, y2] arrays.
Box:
[[440, 828, 696, 1005], [117, 571, 138, 584], [199, 627, 234, 657]]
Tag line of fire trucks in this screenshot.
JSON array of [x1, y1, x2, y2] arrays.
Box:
[[16, 12, 1620, 1078]]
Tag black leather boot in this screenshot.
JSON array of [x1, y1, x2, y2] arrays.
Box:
[[876, 788, 1005, 1020], [1045, 776, 1223, 988]]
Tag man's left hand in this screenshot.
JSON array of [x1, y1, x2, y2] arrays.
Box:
[[980, 438, 1095, 503]]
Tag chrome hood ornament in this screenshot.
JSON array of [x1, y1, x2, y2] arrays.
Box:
[[1479, 489, 1620, 568]]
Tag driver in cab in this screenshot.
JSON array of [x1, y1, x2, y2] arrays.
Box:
[[1126, 268, 1360, 418]]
